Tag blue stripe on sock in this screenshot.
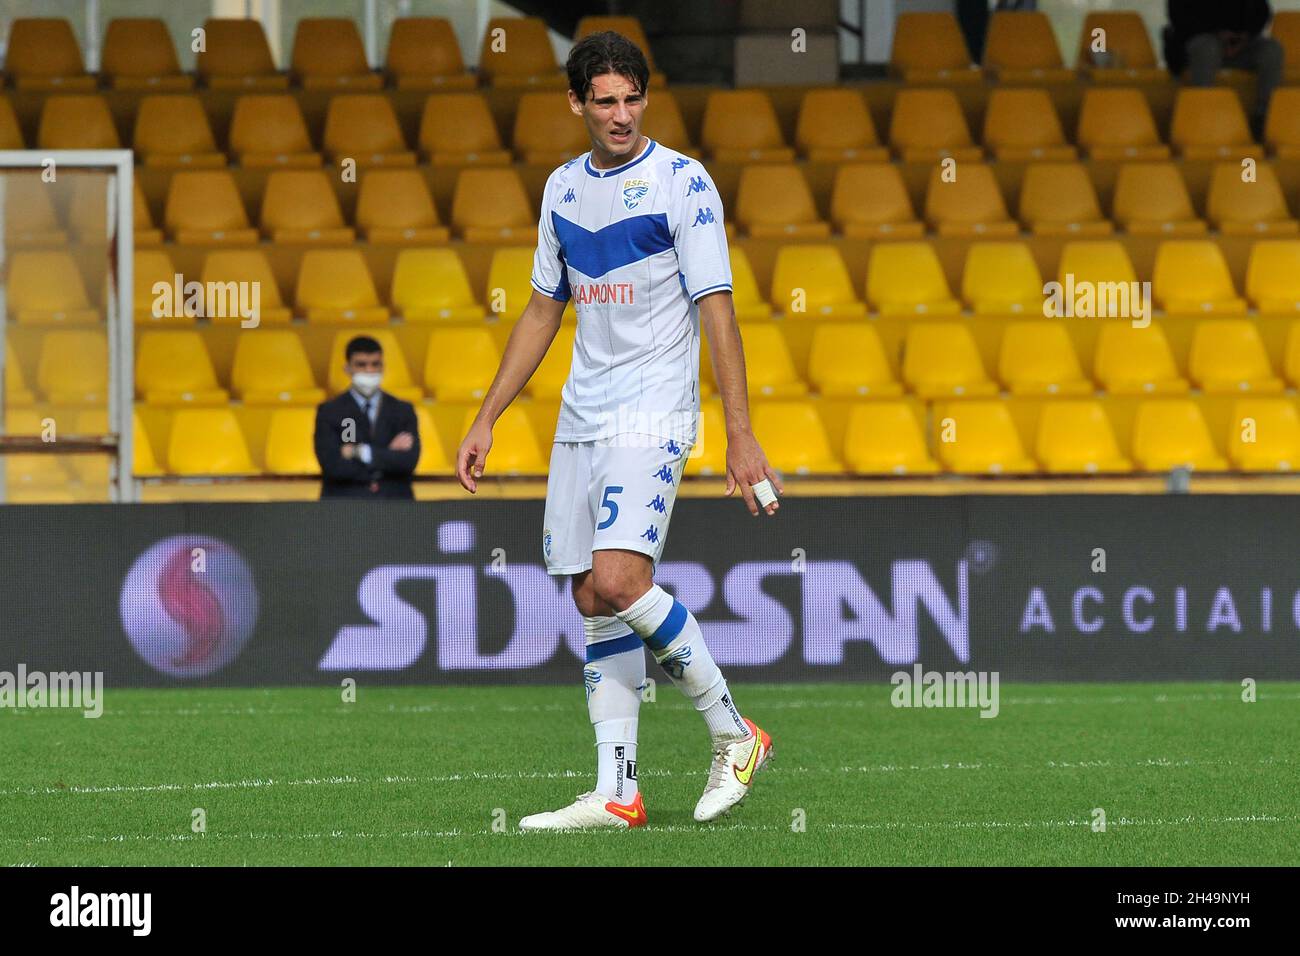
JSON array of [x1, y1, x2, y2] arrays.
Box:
[[585, 632, 642, 662], [645, 600, 688, 652]]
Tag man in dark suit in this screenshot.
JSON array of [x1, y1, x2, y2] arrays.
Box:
[[314, 335, 420, 499]]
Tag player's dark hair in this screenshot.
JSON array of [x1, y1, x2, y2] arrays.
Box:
[[345, 335, 383, 360], [566, 31, 649, 103]]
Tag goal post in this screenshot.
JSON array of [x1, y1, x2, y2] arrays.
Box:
[[0, 149, 134, 503]]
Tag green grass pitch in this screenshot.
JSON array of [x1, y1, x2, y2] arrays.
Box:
[[4, 682, 1298, 866]]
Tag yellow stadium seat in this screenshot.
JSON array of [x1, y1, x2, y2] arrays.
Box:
[[751, 401, 842, 474], [385, 17, 475, 91], [418, 93, 512, 166], [452, 168, 537, 244], [961, 242, 1045, 314], [1247, 240, 1300, 312], [485, 246, 541, 321], [477, 17, 564, 89], [38, 95, 120, 149], [198, 19, 287, 91], [412, 405, 454, 475], [808, 324, 901, 398], [0, 96, 24, 149], [526, 324, 575, 400], [736, 165, 830, 239], [1, 407, 75, 500], [132, 411, 164, 477], [326, 329, 423, 401], [903, 324, 997, 398], [1206, 161, 1298, 235], [133, 95, 223, 167], [1112, 163, 1207, 236], [842, 402, 939, 474], [982, 88, 1075, 162], [229, 95, 321, 168], [323, 95, 415, 166], [295, 250, 389, 324], [1229, 398, 1300, 470], [889, 88, 981, 162], [1077, 12, 1164, 82], [164, 171, 258, 245], [356, 169, 449, 244], [684, 399, 728, 477], [830, 163, 924, 240], [1283, 323, 1300, 385], [1076, 88, 1170, 161], [7, 251, 99, 323], [263, 408, 321, 475], [37, 329, 107, 404], [136, 331, 229, 405], [5, 19, 94, 90], [459, 405, 547, 474], [135, 248, 193, 327], [1188, 320, 1283, 393], [1131, 400, 1227, 470], [1036, 401, 1131, 473], [867, 242, 961, 316], [1018, 162, 1112, 237], [513, 92, 589, 165], [983, 11, 1073, 83], [1153, 241, 1247, 314], [1273, 12, 1300, 83], [231, 331, 326, 405], [889, 12, 979, 84], [392, 248, 483, 323], [102, 18, 190, 90], [642, 90, 693, 152], [424, 328, 499, 401], [291, 18, 381, 90], [730, 247, 773, 322], [167, 408, 256, 475], [997, 321, 1091, 395], [701, 91, 794, 163], [1171, 88, 1255, 159], [795, 89, 888, 162], [4, 173, 66, 247], [200, 249, 293, 325], [770, 245, 866, 319], [708, 325, 806, 398], [261, 170, 356, 244], [135, 180, 163, 247], [5, 335, 35, 405], [1094, 324, 1189, 394], [935, 400, 1037, 474], [1264, 88, 1300, 159], [924, 162, 1017, 238]]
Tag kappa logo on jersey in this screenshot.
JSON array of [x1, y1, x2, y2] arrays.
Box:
[[660, 644, 692, 678], [692, 207, 715, 227], [641, 525, 660, 545], [660, 439, 682, 455], [647, 495, 668, 514], [670, 156, 691, 175], [653, 464, 675, 484], [622, 178, 651, 210], [686, 175, 710, 195], [543, 528, 552, 557], [560, 188, 576, 204]]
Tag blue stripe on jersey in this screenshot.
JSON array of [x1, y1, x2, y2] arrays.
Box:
[[645, 600, 688, 651], [583, 140, 657, 178], [690, 281, 733, 301], [585, 632, 642, 662], [552, 211, 674, 280]]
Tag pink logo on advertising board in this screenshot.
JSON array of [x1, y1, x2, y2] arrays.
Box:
[[119, 535, 259, 678]]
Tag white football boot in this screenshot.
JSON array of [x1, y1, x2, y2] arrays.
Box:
[[693, 718, 773, 823], [518, 791, 647, 831]]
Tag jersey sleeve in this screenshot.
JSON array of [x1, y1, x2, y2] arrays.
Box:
[[671, 161, 732, 301], [531, 170, 571, 302]]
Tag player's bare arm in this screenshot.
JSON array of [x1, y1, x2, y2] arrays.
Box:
[[456, 290, 566, 493], [697, 289, 783, 517]]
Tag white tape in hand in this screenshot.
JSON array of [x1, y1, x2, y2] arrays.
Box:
[[752, 478, 777, 508]]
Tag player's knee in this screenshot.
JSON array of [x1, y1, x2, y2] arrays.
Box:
[[591, 568, 646, 613]]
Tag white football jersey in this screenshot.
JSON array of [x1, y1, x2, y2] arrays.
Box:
[[530, 138, 732, 445]]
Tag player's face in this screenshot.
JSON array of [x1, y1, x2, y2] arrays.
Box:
[[570, 72, 646, 166]]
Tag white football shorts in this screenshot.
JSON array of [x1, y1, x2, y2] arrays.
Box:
[[542, 433, 692, 575]]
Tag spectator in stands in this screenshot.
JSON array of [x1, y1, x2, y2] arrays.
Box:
[[1165, 0, 1283, 137], [314, 335, 420, 499]]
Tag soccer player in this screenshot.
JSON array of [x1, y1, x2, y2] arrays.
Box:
[[456, 31, 782, 830]]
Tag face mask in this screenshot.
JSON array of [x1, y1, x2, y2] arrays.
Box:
[[351, 371, 382, 397]]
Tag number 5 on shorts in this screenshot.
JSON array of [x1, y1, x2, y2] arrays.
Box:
[[597, 485, 624, 530]]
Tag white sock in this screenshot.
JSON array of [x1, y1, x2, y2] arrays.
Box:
[[584, 615, 643, 802], [615, 585, 750, 745]]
